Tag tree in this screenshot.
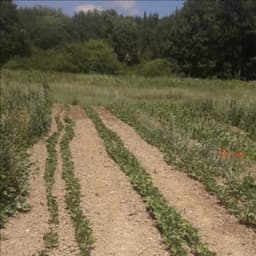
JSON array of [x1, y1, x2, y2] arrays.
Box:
[[71, 9, 105, 41], [167, 1, 221, 77], [0, 0, 29, 65], [18, 6, 71, 49], [166, 0, 256, 79], [139, 12, 161, 60], [111, 17, 140, 65]]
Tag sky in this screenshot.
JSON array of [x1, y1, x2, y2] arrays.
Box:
[[14, 1, 184, 17]]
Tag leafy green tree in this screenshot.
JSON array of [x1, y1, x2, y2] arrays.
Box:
[[166, 0, 256, 79], [71, 9, 105, 41], [3, 0, 256, 79], [18, 6, 71, 49], [167, 1, 221, 77], [0, 0, 29, 65], [111, 17, 140, 65], [139, 12, 161, 60]]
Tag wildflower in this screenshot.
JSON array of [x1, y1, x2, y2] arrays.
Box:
[[235, 151, 243, 158]]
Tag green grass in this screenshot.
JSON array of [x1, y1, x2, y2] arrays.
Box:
[[1, 69, 256, 106]]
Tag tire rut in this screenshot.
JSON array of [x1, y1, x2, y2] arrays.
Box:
[[97, 106, 256, 256], [69, 106, 168, 256]]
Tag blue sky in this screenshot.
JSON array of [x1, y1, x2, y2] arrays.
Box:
[[14, 1, 184, 17]]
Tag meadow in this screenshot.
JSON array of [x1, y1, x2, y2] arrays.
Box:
[[1, 69, 256, 255]]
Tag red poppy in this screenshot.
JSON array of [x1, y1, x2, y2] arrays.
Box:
[[235, 151, 243, 158]]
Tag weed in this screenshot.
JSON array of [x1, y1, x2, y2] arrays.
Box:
[[43, 230, 59, 249]]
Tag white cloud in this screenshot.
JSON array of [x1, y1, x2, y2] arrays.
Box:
[[75, 1, 139, 16], [75, 4, 103, 13], [113, 0, 139, 15]]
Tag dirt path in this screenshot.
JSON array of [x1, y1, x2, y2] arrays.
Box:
[[50, 114, 80, 256], [97, 107, 256, 256], [69, 106, 168, 256]]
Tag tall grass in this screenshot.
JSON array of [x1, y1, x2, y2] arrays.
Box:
[[0, 81, 51, 226], [1, 69, 255, 106]]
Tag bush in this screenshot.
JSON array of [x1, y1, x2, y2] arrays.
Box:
[[0, 83, 51, 226], [5, 40, 123, 74], [130, 59, 173, 77]]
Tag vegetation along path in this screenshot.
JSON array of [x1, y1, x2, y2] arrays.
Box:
[[96, 106, 256, 256]]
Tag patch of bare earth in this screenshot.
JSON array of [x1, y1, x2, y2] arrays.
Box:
[[69, 106, 168, 256], [97, 107, 256, 256], [50, 114, 80, 256]]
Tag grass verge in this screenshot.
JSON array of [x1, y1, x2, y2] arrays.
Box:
[[86, 106, 216, 256], [60, 116, 93, 256], [35, 117, 62, 256]]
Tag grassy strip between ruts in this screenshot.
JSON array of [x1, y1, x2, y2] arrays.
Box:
[[35, 117, 62, 256], [86, 106, 216, 256], [60, 116, 93, 256], [45, 117, 62, 226]]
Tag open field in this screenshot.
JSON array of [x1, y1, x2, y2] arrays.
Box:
[[1, 70, 256, 256]]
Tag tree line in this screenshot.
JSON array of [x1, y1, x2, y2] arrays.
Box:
[[1, 0, 256, 79]]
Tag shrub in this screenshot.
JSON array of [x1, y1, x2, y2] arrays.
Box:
[[5, 40, 123, 75], [131, 59, 173, 77]]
